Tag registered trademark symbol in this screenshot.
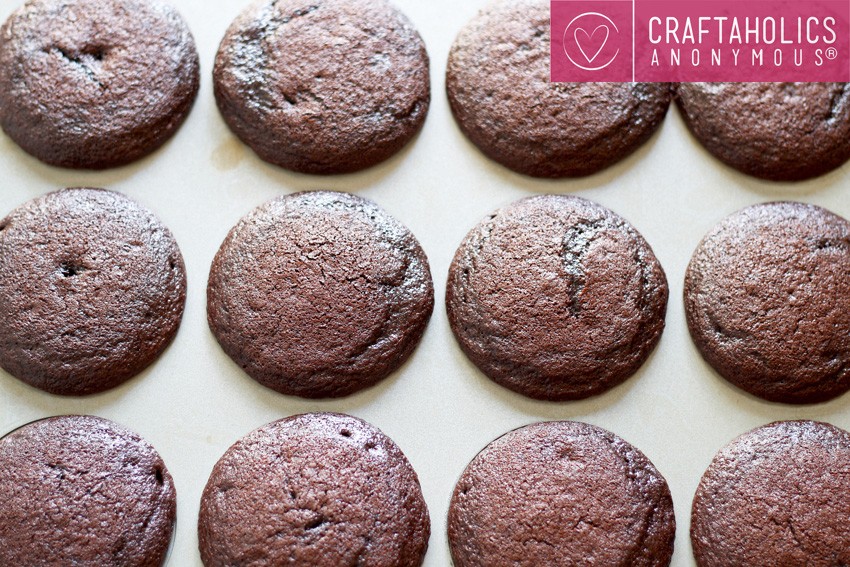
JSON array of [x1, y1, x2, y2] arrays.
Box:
[[826, 47, 838, 60]]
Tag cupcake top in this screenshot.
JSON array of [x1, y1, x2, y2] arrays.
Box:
[[448, 420, 676, 566], [447, 195, 667, 400], [685, 201, 850, 403], [0, 187, 186, 395], [207, 191, 433, 398], [0, 0, 200, 169], [0, 415, 177, 566], [198, 412, 430, 566], [692, 420, 850, 566], [213, 0, 430, 174], [446, 0, 672, 177], [677, 82, 850, 181]]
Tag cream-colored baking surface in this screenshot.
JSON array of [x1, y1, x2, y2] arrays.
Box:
[[1, 0, 849, 565]]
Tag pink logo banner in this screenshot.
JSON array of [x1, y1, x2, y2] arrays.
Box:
[[551, 0, 850, 82]]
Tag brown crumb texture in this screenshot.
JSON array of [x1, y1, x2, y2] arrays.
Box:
[[198, 412, 430, 566], [0, 415, 177, 566], [684, 202, 850, 404], [446, 195, 668, 401], [0, 0, 200, 169], [207, 191, 433, 398], [0, 188, 187, 396], [213, 0, 430, 174], [446, 0, 672, 178], [691, 420, 850, 566], [448, 421, 675, 566]]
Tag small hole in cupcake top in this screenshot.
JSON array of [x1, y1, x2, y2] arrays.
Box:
[[340, 429, 351, 438], [79, 45, 107, 61], [305, 515, 325, 531], [59, 262, 84, 278], [154, 467, 164, 486]]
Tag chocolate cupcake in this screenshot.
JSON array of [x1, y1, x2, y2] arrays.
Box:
[[207, 191, 433, 398], [677, 83, 850, 181], [448, 421, 676, 566], [684, 202, 850, 404], [0, 188, 186, 396], [446, 0, 672, 178], [198, 413, 430, 566], [213, 0, 430, 174], [446, 195, 668, 401], [0, 0, 200, 169], [692, 420, 850, 565], [0, 415, 176, 566]]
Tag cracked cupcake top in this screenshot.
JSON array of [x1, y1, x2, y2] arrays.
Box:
[[446, 194, 668, 401], [691, 420, 850, 566], [448, 420, 676, 567], [198, 412, 430, 566], [213, 0, 430, 174], [207, 191, 434, 398], [0, 415, 176, 566], [684, 201, 850, 404], [0, 0, 200, 169]]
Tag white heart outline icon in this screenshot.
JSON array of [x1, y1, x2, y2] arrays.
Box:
[[562, 12, 620, 72], [574, 25, 609, 64]]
